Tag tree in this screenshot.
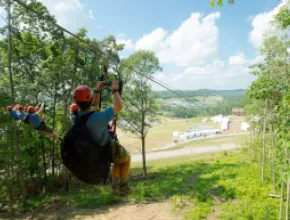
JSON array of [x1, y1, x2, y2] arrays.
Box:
[[245, 3, 290, 218], [210, 0, 235, 7], [120, 51, 162, 175], [4, 0, 27, 202]]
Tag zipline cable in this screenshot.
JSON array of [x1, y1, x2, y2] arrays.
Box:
[[121, 62, 202, 106], [12, 0, 203, 107]]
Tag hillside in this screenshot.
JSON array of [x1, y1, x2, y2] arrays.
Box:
[[8, 149, 280, 220], [153, 89, 245, 99]]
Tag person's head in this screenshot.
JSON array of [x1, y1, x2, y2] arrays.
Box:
[[27, 106, 36, 114], [18, 105, 24, 112], [6, 106, 13, 112], [70, 103, 79, 113], [73, 86, 93, 111]]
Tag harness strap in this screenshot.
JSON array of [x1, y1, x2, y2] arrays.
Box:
[[75, 111, 95, 126], [23, 114, 30, 124]]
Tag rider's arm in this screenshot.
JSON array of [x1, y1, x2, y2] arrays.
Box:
[[91, 81, 105, 112], [112, 81, 123, 115], [36, 103, 44, 116]]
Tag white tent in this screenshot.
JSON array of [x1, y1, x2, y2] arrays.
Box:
[[241, 122, 250, 131], [211, 115, 223, 123], [172, 131, 181, 138]]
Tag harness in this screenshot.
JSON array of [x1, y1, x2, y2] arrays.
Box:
[[23, 114, 30, 124], [23, 114, 45, 130]]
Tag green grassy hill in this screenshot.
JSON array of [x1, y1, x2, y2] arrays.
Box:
[[10, 148, 281, 220]]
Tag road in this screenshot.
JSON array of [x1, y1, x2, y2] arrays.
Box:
[[131, 144, 240, 163]]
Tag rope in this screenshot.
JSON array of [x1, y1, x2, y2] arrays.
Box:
[[12, 0, 203, 107]]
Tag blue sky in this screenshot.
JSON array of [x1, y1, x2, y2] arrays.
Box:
[[17, 0, 290, 90]]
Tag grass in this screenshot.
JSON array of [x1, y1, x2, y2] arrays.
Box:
[[118, 116, 204, 153], [6, 148, 281, 220], [118, 114, 245, 153]]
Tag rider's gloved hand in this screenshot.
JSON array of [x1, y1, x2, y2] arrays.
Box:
[[96, 81, 105, 91], [111, 80, 119, 92]]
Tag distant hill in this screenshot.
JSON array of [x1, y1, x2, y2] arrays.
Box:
[[153, 89, 245, 99]]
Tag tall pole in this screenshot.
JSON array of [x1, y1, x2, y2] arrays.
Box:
[[6, 0, 27, 201]]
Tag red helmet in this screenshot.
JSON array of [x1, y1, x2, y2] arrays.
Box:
[[70, 103, 79, 112], [6, 106, 13, 112], [27, 106, 36, 114], [18, 105, 24, 112], [73, 86, 92, 102]]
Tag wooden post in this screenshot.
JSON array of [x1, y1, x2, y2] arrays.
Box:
[[286, 179, 289, 220], [279, 180, 285, 220]]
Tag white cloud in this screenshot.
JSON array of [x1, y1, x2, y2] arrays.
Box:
[[88, 10, 95, 20], [117, 33, 126, 38], [152, 55, 255, 90], [135, 12, 221, 66], [228, 53, 248, 66], [184, 59, 224, 75], [54, 0, 84, 12], [249, 0, 288, 48], [136, 28, 167, 50], [0, 7, 6, 38], [153, 66, 256, 90], [249, 55, 265, 65], [38, 0, 93, 31], [116, 39, 135, 51]]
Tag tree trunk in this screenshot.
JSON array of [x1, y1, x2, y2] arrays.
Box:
[[270, 124, 276, 193], [8, 164, 12, 211], [41, 137, 47, 194], [286, 179, 290, 220], [262, 99, 267, 182], [63, 94, 69, 191], [52, 87, 57, 176], [6, 0, 27, 201], [141, 136, 147, 176], [280, 180, 285, 220]]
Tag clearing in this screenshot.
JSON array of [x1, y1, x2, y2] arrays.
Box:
[[118, 115, 246, 153]]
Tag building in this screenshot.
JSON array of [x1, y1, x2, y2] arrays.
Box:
[[173, 129, 222, 140], [211, 115, 223, 123], [232, 108, 245, 116]]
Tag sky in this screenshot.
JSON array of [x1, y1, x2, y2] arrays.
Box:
[[1, 0, 288, 90]]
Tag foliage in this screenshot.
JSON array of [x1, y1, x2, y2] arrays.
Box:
[[0, 0, 126, 207], [162, 95, 244, 118], [245, 2, 290, 219], [6, 151, 281, 220], [120, 50, 162, 175], [210, 0, 235, 7], [154, 89, 244, 99]]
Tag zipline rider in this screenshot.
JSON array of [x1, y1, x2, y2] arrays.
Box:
[[72, 80, 132, 196]]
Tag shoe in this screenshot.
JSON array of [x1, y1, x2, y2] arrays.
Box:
[[119, 182, 133, 197], [111, 184, 120, 197]]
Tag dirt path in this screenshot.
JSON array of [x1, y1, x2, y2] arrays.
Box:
[[87, 201, 181, 220], [131, 143, 240, 163], [17, 201, 181, 220]]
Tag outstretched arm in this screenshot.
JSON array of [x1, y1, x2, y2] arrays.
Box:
[[36, 103, 45, 116], [91, 81, 105, 111], [111, 81, 123, 115]]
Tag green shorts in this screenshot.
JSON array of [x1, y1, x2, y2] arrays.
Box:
[[111, 138, 128, 163]]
